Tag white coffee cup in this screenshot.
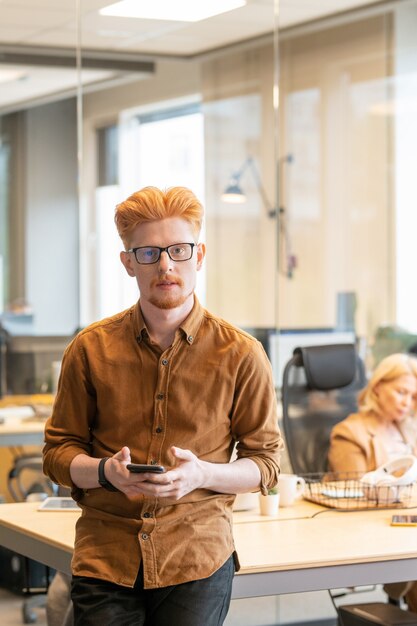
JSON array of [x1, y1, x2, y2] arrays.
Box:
[[279, 473, 306, 506]]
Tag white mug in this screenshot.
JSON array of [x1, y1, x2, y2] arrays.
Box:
[[279, 473, 306, 506]]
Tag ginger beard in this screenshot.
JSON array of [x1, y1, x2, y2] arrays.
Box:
[[149, 273, 190, 310]]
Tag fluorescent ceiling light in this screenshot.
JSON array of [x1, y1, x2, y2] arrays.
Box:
[[100, 0, 246, 22], [0, 69, 27, 84]]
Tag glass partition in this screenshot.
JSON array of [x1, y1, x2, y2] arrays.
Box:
[[276, 5, 417, 376], [0, 12, 80, 339], [2, 1, 417, 392], [202, 45, 277, 329], [0, 2, 80, 395]]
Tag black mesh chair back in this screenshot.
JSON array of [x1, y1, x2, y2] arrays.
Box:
[[281, 343, 367, 475], [8, 454, 56, 502]]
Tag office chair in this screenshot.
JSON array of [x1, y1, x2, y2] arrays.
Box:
[[281, 342, 366, 475], [281, 343, 417, 626], [8, 454, 55, 502], [339, 603, 417, 626]]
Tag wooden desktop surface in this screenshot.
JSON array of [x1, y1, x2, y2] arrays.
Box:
[[0, 394, 53, 446], [0, 394, 54, 408], [1, 497, 417, 598], [1, 395, 416, 597]]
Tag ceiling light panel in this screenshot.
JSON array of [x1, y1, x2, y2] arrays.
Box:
[[99, 0, 247, 22]]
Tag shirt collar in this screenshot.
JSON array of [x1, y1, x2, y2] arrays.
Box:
[[132, 301, 148, 344], [132, 296, 204, 346], [179, 295, 203, 345]]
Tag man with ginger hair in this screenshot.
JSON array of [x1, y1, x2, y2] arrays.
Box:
[[43, 186, 282, 625]]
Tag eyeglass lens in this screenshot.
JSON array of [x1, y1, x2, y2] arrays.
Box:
[[135, 243, 194, 264]]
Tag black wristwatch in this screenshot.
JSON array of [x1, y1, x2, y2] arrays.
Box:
[[98, 457, 119, 492]]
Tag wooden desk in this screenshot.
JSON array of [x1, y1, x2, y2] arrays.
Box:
[[0, 394, 54, 409], [0, 502, 75, 573], [233, 505, 417, 597], [0, 419, 46, 447], [0, 394, 52, 447], [1, 499, 417, 599]]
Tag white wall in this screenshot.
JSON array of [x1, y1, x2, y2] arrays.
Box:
[[25, 99, 79, 335], [83, 59, 201, 121]]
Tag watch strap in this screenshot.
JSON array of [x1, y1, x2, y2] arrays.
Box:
[[98, 457, 119, 492]]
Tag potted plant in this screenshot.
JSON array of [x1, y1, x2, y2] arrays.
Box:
[[259, 486, 280, 516]]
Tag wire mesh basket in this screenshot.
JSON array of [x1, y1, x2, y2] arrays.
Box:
[[301, 471, 414, 510]]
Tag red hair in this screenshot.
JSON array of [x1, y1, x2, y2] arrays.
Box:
[[114, 186, 204, 248]]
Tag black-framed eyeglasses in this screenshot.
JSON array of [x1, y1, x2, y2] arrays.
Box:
[[127, 242, 196, 265]]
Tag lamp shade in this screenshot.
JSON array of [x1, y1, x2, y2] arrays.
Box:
[[221, 181, 247, 204]]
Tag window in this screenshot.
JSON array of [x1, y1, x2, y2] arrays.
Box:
[[86, 100, 205, 322]]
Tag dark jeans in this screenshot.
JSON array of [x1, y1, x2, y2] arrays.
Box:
[[71, 555, 235, 626]]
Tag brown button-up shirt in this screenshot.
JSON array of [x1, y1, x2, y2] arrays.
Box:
[[43, 297, 282, 589]]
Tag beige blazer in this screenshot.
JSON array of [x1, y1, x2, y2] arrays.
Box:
[[328, 411, 417, 602], [328, 411, 417, 474]]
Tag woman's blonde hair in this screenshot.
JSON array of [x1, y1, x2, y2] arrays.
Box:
[[358, 353, 417, 415], [114, 186, 204, 249]]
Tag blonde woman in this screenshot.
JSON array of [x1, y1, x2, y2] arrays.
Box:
[[328, 353, 417, 473], [328, 352, 417, 610]]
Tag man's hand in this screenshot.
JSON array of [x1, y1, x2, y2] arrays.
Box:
[[134, 446, 208, 500], [71, 446, 260, 498], [106, 445, 207, 500], [70, 445, 205, 498], [106, 446, 261, 500]]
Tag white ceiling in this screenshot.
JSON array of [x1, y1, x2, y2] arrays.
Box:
[[0, 0, 388, 112]]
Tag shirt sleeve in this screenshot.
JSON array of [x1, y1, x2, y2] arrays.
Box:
[[43, 334, 96, 496], [231, 340, 284, 495]]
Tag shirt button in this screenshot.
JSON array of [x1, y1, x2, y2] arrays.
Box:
[[156, 393, 164, 400], [188, 335, 193, 343], [141, 533, 149, 540], [143, 512, 152, 518], [161, 359, 168, 366], [155, 427, 163, 434]]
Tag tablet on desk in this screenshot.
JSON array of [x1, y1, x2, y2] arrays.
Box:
[[391, 515, 417, 526], [38, 497, 80, 511]]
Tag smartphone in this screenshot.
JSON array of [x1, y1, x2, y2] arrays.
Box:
[[127, 463, 165, 474], [391, 515, 417, 526]]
